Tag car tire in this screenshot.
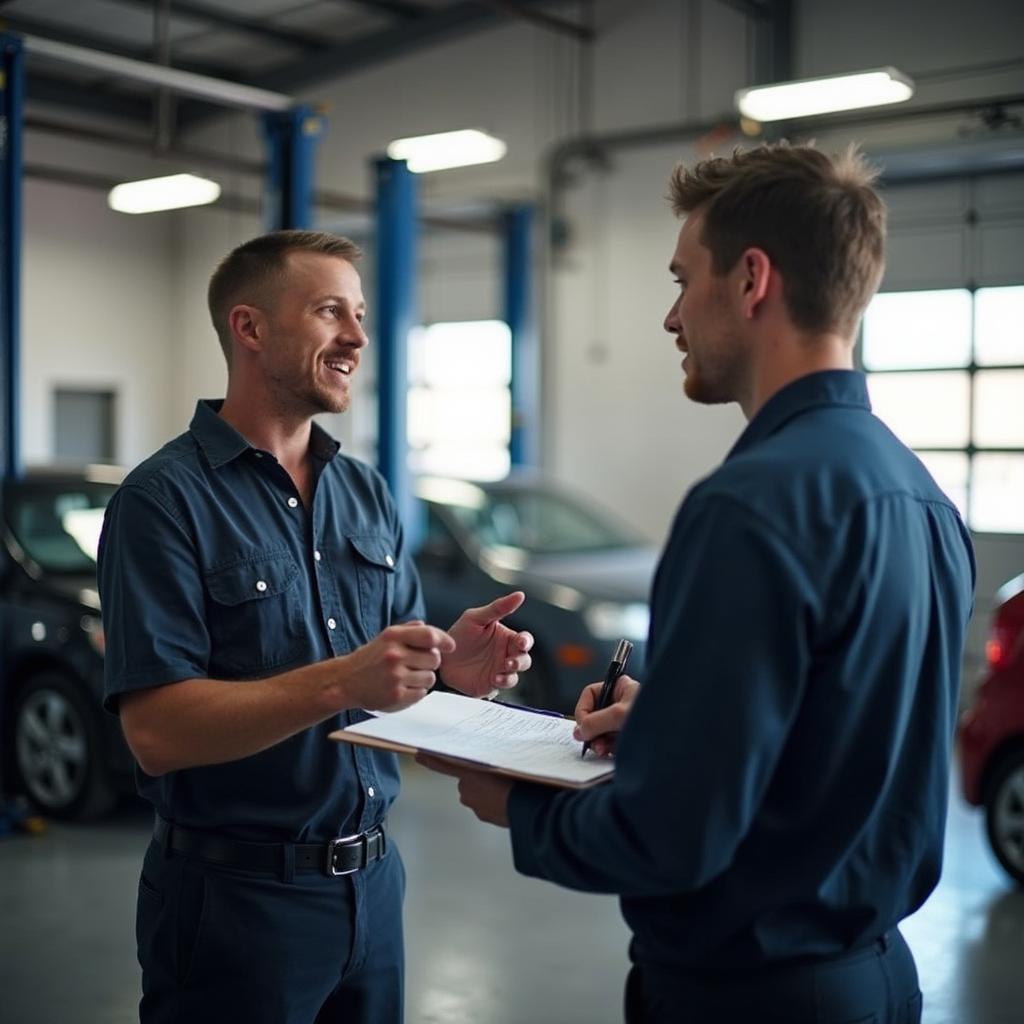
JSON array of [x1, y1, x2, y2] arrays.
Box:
[[10, 671, 117, 821], [984, 746, 1024, 887]]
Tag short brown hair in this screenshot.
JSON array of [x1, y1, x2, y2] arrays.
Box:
[[207, 229, 362, 365], [668, 143, 886, 337]]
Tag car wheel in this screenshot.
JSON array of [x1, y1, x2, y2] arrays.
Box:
[[984, 747, 1024, 887], [11, 671, 117, 820]]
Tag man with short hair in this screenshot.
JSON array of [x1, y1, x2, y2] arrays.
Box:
[[422, 144, 976, 1023], [98, 229, 534, 1024]]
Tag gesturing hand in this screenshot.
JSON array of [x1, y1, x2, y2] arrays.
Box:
[[441, 592, 535, 699], [573, 674, 640, 757], [341, 622, 456, 712]]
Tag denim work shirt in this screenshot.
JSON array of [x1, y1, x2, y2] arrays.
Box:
[[508, 370, 976, 970], [98, 400, 424, 842]]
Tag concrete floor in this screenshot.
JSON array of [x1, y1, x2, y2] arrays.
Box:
[[0, 763, 1021, 1024]]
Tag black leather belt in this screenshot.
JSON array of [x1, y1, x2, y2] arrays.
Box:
[[153, 815, 387, 876]]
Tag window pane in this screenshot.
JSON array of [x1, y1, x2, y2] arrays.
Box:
[[409, 444, 510, 482], [867, 372, 970, 448], [970, 453, 1024, 534], [975, 286, 1024, 366], [973, 370, 1024, 446], [915, 451, 969, 519], [861, 290, 971, 370], [409, 320, 511, 386], [408, 387, 511, 447]]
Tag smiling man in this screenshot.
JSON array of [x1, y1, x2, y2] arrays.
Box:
[[422, 145, 976, 1024], [97, 230, 533, 1024]]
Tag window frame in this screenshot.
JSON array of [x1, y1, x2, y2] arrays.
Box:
[[858, 284, 1024, 534]]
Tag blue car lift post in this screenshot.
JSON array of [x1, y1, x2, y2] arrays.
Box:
[[0, 33, 25, 831], [504, 203, 538, 470], [374, 156, 421, 543]]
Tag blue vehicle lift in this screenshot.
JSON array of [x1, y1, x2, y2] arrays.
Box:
[[374, 156, 420, 541], [0, 33, 24, 481], [504, 204, 538, 469]]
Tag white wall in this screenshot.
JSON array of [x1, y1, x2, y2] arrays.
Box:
[[21, 177, 178, 469]]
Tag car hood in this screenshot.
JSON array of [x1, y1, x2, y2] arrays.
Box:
[[509, 546, 659, 603]]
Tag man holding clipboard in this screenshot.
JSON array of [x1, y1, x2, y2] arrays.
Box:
[[421, 143, 975, 1024]]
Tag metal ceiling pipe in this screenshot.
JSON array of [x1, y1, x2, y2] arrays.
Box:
[[21, 34, 294, 112]]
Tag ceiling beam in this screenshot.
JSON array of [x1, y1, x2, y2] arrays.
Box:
[[239, 0, 556, 95], [103, 0, 331, 53], [328, 0, 430, 18], [473, 0, 594, 41], [0, 12, 242, 83], [25, 71, 152, 122]]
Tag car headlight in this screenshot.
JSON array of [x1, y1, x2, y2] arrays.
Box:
[[583, 601, 649, 641]]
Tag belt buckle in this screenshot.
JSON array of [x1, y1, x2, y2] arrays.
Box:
[[325, 833, 364, 876]]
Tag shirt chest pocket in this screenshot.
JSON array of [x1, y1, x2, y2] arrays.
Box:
[[204, 551, 303, 676], [347, 534, 397, 641]]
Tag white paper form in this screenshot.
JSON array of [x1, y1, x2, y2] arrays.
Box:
[[342, 691, 614, 787]]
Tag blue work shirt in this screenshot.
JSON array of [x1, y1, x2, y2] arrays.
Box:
[[508, 370, 976, 970], [98, 400, 425, 842]]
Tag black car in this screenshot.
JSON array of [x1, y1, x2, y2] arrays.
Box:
[[0, 468, 656, 819], [415, 475, 655, 713], [0, 467, 132, 819]]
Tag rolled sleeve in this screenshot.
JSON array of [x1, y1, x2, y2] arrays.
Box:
[[507, 494, 819, 896], [98, 484, 210, 712]]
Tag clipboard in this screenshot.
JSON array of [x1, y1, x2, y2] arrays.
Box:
[[329, 691, 615, 790]]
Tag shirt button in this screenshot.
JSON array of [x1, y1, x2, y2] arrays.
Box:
[[385, 554, 395, 567], [255, 580, 267, 593], [314, 550, 322, 562], [287, 497, 299, 508], [327, 617, 337, 630], [254, 452, 263, 458], [368, 786, 375, 798]]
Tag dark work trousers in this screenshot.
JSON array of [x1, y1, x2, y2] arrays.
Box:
[[135, 836, 406, 1024], [624, 930, 922, 1024]]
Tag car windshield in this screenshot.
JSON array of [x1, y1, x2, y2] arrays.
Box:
[[5, 480, 118, 574], [445, 487, 639, 556]]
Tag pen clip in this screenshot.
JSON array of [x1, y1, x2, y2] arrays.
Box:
[[612, 639, 633, 672]]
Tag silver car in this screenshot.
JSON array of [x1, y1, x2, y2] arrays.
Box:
[[413, 475, 656, 713]]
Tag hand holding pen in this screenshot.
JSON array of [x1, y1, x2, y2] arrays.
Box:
[[580, 639, 633, 758]]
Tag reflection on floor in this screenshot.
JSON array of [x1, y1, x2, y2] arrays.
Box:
[[0, 763, 1021, 1023]]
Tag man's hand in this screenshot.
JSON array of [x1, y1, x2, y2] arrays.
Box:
[[441, 592, 534, 698], [416, 754, 513, 827], [573, 674, 640, 757], [340, 623, 456, 712]]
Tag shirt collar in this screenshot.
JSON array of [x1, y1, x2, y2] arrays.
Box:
[[726, 370, 871, 461], [189, 399, 342, 469]]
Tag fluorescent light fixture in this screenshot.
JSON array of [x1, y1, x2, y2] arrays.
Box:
[[108, 173, 221, 214], [735, 67, 914, 122], [386, 129, 507, 173]]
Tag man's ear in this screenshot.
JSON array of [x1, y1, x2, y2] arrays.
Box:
[[738, 247, 772, 320], [228, 304, 265, 354]]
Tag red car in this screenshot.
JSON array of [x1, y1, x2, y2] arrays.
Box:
[[958, 572, 1024, 885]]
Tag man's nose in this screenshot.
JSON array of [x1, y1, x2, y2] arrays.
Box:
[[664, 303, 680, 334], [343, 317, 369, 347]]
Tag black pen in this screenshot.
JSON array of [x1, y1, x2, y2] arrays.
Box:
[[581, 639, 633, 758]]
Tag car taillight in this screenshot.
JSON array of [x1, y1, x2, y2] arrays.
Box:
[[986, 585, 1024, 671], [986, 627, 1013, 669]]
